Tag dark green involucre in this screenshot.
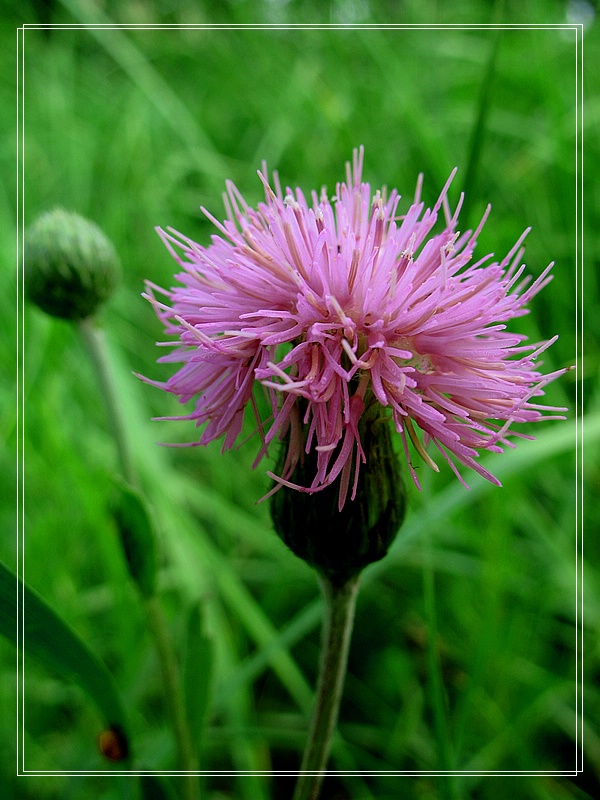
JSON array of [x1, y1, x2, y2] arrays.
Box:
[[270, 403, 407, 586], [24, 208, 120, 320]]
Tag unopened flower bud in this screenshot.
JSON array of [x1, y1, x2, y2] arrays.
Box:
[[24, 208, 120, 320], [270, 406, 407, 586]]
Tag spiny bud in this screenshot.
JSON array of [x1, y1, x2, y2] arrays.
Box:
[[24, 208, 120, 320], [270, 404, 407, 586]]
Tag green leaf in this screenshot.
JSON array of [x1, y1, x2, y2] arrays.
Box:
[[459, 12, 504, 226], [183, 601, 215, 751], [0, 560, 130, 745], [112, 479, 158, 598]]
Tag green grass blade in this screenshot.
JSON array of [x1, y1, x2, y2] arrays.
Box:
[[460, 1, 505, 225], [422, 528, 459, 798], [57, 0, 230, 189], [183, 601, 215, 754], [212, 414, 589, 703], [1, 560, 129, 737], [105, 339, 314, 713], [168, 514, 314, 714], [111, 479, 159, 599], [379, 414, 589, 571]]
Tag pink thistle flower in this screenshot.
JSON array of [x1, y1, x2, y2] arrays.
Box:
[[143, 147, 568, 508]]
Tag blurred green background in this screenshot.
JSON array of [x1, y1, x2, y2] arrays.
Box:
[[3, 0, 599, 798]]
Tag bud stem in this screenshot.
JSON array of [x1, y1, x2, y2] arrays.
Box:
[[78, 318, 199, 797], [78, 319, 136, 485], [293, 573, 361, 800]]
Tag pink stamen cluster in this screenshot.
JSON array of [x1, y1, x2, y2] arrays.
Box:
[[143, 147, 567, 508]]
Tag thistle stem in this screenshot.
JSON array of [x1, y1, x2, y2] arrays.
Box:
[[292, 573, 361, 800], [78, 318, 199, 799]]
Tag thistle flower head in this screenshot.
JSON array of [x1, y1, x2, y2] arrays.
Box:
[[144, 148, 567, 508]]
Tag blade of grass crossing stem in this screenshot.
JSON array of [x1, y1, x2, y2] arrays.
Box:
[[218, 414, 591, 702], [218, 599, 321, 707], [198, 413, 589, 737], [0, 561, 129, 746]]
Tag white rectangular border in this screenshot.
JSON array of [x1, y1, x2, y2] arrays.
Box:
[[16, 21, 584, 780]]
